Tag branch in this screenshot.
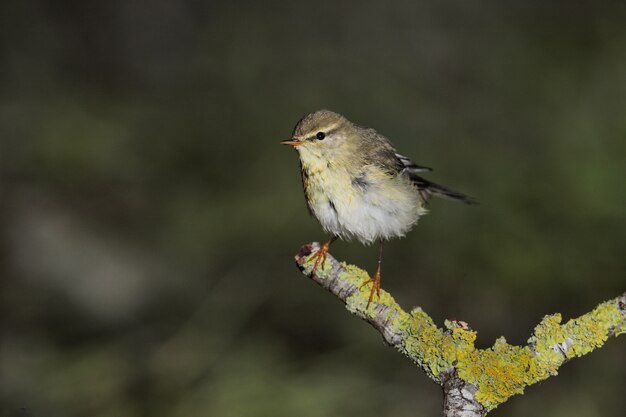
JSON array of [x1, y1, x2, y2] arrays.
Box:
[[294, 242, 626, 416]]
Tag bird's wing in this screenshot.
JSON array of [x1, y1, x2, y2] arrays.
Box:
[[358, 128, 431, 174], [393, 152, 476, 205], [395, 153, 432, 173], [404, 171, 477, 205], [357, 128, 475, 204], [357, 128, 406, 175]]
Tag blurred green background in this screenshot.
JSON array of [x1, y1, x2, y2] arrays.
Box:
[[1, 1, 625, 416]]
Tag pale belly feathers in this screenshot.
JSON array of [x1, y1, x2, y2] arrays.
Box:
[[302, 162, 427, 244]]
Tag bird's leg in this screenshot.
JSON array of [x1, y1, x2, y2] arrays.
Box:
[[361, 240, 384, 308], [309, 236, 338, 275]]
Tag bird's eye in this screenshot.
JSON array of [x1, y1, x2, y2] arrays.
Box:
[[316, 132, 325, 140]]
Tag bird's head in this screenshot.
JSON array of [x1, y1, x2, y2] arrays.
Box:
[[281, 110, 354, 158]]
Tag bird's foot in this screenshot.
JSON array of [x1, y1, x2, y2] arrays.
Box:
[[360, 270, 381, 309], [308, 240, 332, 275]]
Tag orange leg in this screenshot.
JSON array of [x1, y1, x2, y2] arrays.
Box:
[[361, 240, 384, 308], [309, 236, 337, 275], [361, 269, 381, 308]]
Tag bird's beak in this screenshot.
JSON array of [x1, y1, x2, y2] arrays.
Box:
[[280, 138, 305, 147]]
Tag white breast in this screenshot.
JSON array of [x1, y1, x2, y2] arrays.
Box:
[[302, 156, 427, 244]]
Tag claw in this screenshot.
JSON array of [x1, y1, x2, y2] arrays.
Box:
[[360, 270, 381, 309], [308, 240, 333, 275]]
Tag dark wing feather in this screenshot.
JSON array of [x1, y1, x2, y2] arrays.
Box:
[[405, 172, 477, 205], [397, 152, 476, 205], [395, 153, 432, 172], [355, 126, 476, 205]]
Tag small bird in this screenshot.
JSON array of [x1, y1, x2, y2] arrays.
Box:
[[282, 110, 474, 306]]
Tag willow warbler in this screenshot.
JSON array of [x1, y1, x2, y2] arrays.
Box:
[[282, 110, 474, 305]]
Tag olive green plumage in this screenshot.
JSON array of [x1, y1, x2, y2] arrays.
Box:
[[284, 109, 474, 244]]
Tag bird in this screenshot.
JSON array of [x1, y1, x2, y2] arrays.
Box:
[[281, 110, 474, 306]]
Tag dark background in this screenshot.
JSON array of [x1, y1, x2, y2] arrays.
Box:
[[1, 1, 625, 416]]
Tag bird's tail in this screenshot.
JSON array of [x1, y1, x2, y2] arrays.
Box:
[[408, 174, 477, 205]]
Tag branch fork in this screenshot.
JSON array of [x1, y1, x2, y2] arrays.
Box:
[[294, 242, 626, 416]]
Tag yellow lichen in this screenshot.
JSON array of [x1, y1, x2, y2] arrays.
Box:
[[342, 264, 400, 316], [403, 309, 449, 380], [527, 313, 567, 376], [300, 251, 625, 412], [562, 301, 622, 357], [340, 263, 367, 284], [457, 338, 533, 410]]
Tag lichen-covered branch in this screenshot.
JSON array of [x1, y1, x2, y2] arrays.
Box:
[[294, 242, 626, 416]]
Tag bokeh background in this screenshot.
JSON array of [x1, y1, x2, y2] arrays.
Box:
[[1, 1, 625, 416]]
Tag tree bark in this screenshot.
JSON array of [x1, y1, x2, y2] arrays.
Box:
[[441, 370, 485, 417], [293, 242, 626, 416]]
